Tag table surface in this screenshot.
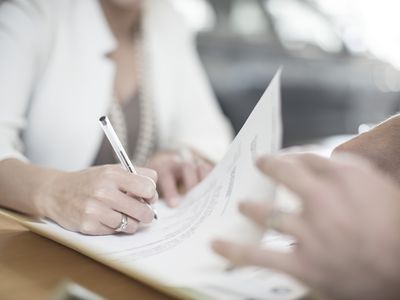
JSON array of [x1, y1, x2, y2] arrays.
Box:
[[0, 215, 320, 300], [0, 215, 176, 300]]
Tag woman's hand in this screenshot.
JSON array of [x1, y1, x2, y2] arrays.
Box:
[[37, 164, 158, 235], [212, 154, 400, 300], [146, 150, 213, 207]]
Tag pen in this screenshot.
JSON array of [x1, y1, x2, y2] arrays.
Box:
[[99, 116, 158, 220]]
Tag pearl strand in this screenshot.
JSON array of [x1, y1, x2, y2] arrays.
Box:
[[108, 20, 157, 166]]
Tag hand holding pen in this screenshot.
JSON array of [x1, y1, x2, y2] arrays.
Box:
[[35, 149, 157, 235], [99, 116, 158, 232]]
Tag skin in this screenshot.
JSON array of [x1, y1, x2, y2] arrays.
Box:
[[147, 151, 213, 207], [100, 0, 143, 102], [101, 0, 214, 207], [0, 160, 158, 235], [212, 153, 400, 300], [0, 0, 213, 234], [334, 115, 400, 184]]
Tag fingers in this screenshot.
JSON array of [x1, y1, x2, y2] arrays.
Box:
[[276, 153, 372, 179], [146, 151, 213, 207], [114, 172, 157, 201], [105, 190, 155, 223], [197, 161, 213, 180], [239, 201, 308, 239], [146, 190, 159, 205], [271, 153, 377, 202], [99, 208, 139, 234], [72, 202, 116, 235], [181, 161, 200, 192], [158, 171, 180, 207], [177, 149, 205, 191], [137, 167, 158, 183], [289, 153, 336, 174], [85, 203, 140, 234], [79, 222, 115, 236], [256, 155, 320, 200], [178, 157, 213, 193], [126, 190, 159, 205], [239, 201, 273, 228], [76, 196, 144, 235], [79, 214, 139, 236], [211, 240, 300, 276], [331, 152, 374, 172]]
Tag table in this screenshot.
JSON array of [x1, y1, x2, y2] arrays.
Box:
[[0, 215, 175, 300], [0, 215, 320, 300]]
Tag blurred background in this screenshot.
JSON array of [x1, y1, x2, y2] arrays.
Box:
[[171, 0, 400, 146]]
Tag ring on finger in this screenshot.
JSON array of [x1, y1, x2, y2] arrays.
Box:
[[114, 213, 128, 232]]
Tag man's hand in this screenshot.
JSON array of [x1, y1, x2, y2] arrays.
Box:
[[213, 153, 400, 300]]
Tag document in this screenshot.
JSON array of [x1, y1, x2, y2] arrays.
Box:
[[0, 70, 307, 300]]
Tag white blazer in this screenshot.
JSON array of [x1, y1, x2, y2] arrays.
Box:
[[0, 0, 233, 171]]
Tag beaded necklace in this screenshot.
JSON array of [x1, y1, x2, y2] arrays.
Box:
[[108, 18, 157, 166]]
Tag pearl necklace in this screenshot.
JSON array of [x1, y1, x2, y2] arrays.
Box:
[[109, 21, 157, 166]]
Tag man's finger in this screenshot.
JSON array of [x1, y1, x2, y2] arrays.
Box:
[[331, 152, 375, 172], [239, 201, 308, 239], [291, 153, 338, 175], [238, 201, 273, 228], [256, 156, 320, 201], [211, 240, 301, 276]]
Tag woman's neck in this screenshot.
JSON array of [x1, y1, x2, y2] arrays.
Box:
[[100, 0, 142, 43]]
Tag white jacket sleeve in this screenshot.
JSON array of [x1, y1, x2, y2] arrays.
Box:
[[0, 0, 53, 162]]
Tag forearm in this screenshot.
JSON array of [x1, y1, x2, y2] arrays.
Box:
[[0, 159, 63, 217]]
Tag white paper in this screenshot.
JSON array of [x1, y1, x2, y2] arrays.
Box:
[[19, 70, 307, 299]]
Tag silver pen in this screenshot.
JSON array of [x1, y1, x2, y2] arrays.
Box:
[[99, 116, 158, 220]]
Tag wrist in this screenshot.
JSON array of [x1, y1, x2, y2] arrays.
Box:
[[32, 169, 66, 218]]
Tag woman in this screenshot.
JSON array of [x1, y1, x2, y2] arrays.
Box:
[[0, 0, 232, 235]]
